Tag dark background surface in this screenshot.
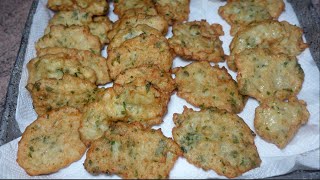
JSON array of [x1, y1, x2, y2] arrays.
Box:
[[0, 0, 319, 178]]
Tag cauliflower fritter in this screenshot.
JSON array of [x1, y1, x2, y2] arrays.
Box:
[[173, 107, 261, 178]]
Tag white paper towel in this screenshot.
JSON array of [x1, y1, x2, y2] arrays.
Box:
[[0, 0, 319, 178]]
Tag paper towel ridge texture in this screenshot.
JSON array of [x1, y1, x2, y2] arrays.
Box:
[[0, 0, 318, 179]]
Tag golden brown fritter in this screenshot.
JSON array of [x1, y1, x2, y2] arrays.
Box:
[[47, 10, 113, 44], [26, 75, 99, 116], [227, 20, 308, 71], [107, 34, 173, 80], [113, 0, 157, 18], [17, 107, 86, 176], [36, 25, 102, 55], [80, 84, 170, 145], [219, 0, 284, 35], [114, 65, 175, 95], [108, 24, 162, 51], [47, 0, 108, 15], [37, 47, 111, 85], [219, 1, 272, 35], [254, 98, 310, 149], [27, 53, 97, 84], [153, 0, 190, 25], [168, 20, 224, 62], [173, 61, 246, 113], [173, 107, 261, 178], [84, 122, 182, 179], [236, 48, 304, 102], [107, 14, 168, 41]]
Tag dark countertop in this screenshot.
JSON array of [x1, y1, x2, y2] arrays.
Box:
[[0, 0, 33, 115]]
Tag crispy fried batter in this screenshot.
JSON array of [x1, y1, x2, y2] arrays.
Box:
[[113, 0, 157, 18], [236, 48, 304, 102], [80, 84, 170, 145], [17, 107, 86, 176], [27, 53, 97, 84], [46, 10, 113, 44], [37, 47, 111, 85], [168, 20, 224, 62], [36, 25, 102, 55], [254, 98, 310, 149], [219, 0, 273, 35], [227, 20, 308, 71], [88, 16, 113, 44], [107, 14, 168, 41], [26, 75, 99, 116], [108, 24, 162, 51], [153, 0, 190, 25], [173, 61, 246, 113], [173, 107, 261, 178], [107, 34, 173, 80], [114, 66, 175, 95], [47, 0, 108, 15], [84, 122, 182, 179]]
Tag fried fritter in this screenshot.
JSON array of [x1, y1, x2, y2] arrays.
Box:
[[254, 98, 309, 149], [219, 1, 272, 35], [113, 0, 157, 18], [84, 122, 182, 179], [88, 16, 113, 44], [227, 20, 308, 71], [219, 0, 284, 35], [37, 47, 111, 85], [17, 107, 86, 176], [36, 25, 102, 55], [108, 24, 162, 51], [80, 84, 170, 145], [45, 10, 113, 44], [26, 75, 99, 116], [47, 0, 108, 15], [172, 107, 261, 178], [153, 0, 190, 25], [27, 53, 97, 84], [107, 34, 173, 80], [173, 61, 246, 113], [107, 14, 168, 41], [114, 66, 175, 95], [236, 48, 304, 102], [168, 20, 224, 62]]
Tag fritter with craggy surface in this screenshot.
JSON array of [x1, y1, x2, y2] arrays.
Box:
[[27, 53, 97, 84], [114, 66, 175, 95], [107, 34, 173, 79], [169, 20, 224, 62], [173, 107, 261, 178], [227, 20, 308, 71], [219, 0, 284, 35], [173, 61, 246, 113], [80, 84, 170, 145], [37, 47, 111, 85], [46, 10, 114, 44], [108, 24, 162, 51], [153, 0, 190, 25], [47, 0, 108, 15], [26, 75, 99, 116], [17, 107, 86, 176], [236, 48, 304, 102], [84, 122, 182, 179], [254, 98, 309, 149], [36, 25, 102, 55], [113, 0, 157, 18], [107, 14, 168, 41]]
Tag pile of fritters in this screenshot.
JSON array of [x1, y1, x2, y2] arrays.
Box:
[[17, 0, 310, 178], [219, 0, 309, 149]]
